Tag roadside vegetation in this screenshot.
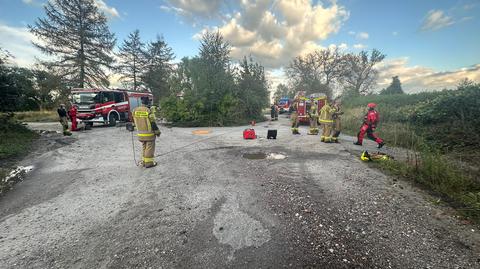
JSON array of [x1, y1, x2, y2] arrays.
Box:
[[341, 81, 480, 222], [0, 113, 38, 193]]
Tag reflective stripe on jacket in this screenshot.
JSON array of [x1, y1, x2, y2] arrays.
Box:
[[319, 104, 334, 123], [133, 106, 155, 141]]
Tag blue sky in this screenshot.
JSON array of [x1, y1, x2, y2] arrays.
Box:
[[0, 0, 479, 92]]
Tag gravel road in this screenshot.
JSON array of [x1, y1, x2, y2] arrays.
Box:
[[1, 116, 479, 268]]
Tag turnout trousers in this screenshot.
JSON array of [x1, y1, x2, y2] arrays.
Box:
[[357, 124, 383, 145], [321, 123, 333, 142]]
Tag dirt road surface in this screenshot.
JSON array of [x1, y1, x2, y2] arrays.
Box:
[[1, 116, 479, 268]]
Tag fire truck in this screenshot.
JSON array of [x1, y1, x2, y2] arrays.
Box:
[[70, 88, 153, 127], [295, 92, 327, 124], [278, 97, 292, 114]]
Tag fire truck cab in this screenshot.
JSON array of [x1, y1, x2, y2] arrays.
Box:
[[70, 88, 153, 127], [278, 97, 291, 114]]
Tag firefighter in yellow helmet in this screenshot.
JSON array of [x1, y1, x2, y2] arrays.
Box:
[[133, 98, 161, 168], [307, 97, 319, 135], [319, 100, 335, 142], [290, 97, 300, 134]]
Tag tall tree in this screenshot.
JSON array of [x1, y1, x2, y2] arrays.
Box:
[[117, 30, 146, 91], [236, 56, 269, 119], [381, 76, 404, 94], [341, 49, 385, 95], [29, 0, 116, 88], [286, 47, 344, 98], [142, 35, 175, 102]]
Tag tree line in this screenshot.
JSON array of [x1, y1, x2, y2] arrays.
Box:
[[275, 47, 399, 100]]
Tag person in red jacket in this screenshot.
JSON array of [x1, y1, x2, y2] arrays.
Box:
[[354, 103, 385, 148], [68, 105, 78, 131]]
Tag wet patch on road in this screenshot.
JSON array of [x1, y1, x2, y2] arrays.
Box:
[[213, 198, 271, 260]]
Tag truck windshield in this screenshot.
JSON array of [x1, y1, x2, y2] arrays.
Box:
[[71, 92, 98, 105]]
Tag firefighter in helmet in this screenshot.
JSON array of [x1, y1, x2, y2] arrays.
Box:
[[331, 99, 343, 143], [354, 103, 385, 148], [308, 97, 319, 135], [133, 98, 161, 168], [319, 100, 335, 142], [57, 104, 71, 136], [290, 97, 300, 134]]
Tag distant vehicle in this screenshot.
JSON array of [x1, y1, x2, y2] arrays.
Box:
[[278, 97, 292, 114], [296, 93, 327, 124], [70, 88, 153, 127]]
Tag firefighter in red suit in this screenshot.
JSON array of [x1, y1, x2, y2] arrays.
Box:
[[68, 105, 78, 131], [354, 103, 385, 148]]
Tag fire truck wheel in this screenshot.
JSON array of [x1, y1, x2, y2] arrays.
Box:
[[108, 113, 118, 127]]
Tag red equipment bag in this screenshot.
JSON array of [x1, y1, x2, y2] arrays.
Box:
[[243, 128, 256, 139]]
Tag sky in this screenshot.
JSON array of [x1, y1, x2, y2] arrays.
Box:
[[0, 0, 479, 93]]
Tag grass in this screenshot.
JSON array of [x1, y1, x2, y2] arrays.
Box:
[[0, 113, 38, 193], [341, 93, 480, 223], [0, 113, 38, 160], [375, 151, 480, 222], [14, 110, 58, 122]]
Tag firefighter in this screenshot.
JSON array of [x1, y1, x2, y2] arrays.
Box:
[[319, 100, 334, 142], [290, 98, 300, 134], [308, 98, 319, 135], [354, 103, 385, 148], [331, 100, 343, 143], [57, 104, 71, 136], [68, 104, 78, 131], [270, 103, 276, 121], [133, 99, 161, 168]]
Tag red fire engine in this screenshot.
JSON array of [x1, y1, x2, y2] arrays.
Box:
[[70, 88, 153, 127], [295, 93, 327, 123]]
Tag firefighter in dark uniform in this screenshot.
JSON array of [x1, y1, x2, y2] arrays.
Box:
[[133, 98, 161, 168], [57, 104, 71, 136], [290, 98, 300, 134]]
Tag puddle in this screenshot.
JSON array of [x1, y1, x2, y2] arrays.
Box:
[[4, 165, 34, 182], [242, 152, 287, 160]]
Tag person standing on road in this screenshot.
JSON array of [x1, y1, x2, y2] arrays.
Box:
[[290, 98, 300, 134], [354, 103, 385, 148], [308, 98, 319, 135], [319, 100, 334, 142], [57, 104, 71, 136], [68, 104, 78, 131], [133, 98, 161, 168], [331, 100, 343, 143]]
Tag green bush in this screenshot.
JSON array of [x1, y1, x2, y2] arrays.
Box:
[[0, 113, 38, 160]]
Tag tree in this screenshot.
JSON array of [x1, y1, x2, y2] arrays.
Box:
[[341, 49, 385, 95], [29, 0, 116, 88], [0, 47, 12, 65], [142, 35, 175, 102], [236, 56, 269, 119], [273, 83, 294, 101], [117, 30, 146, 91], [381, 76, 404, 94], [286, 48, 345, 98]]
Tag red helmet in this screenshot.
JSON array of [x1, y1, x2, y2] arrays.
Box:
[[367, 103, 377, 108]]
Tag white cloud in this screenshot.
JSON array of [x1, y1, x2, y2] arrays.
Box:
[[421, 9, 454, 31], [94, 0, 120, 18], [392, 31, 398, 36], [376, 58, 480, 92], [356, 31, 369, 40], [348, 31, 355, 35], [187, 0, 349, 69], [0, 23, 46, 67], [163, 0, 224, 20], [353, 43, 367, 49]]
